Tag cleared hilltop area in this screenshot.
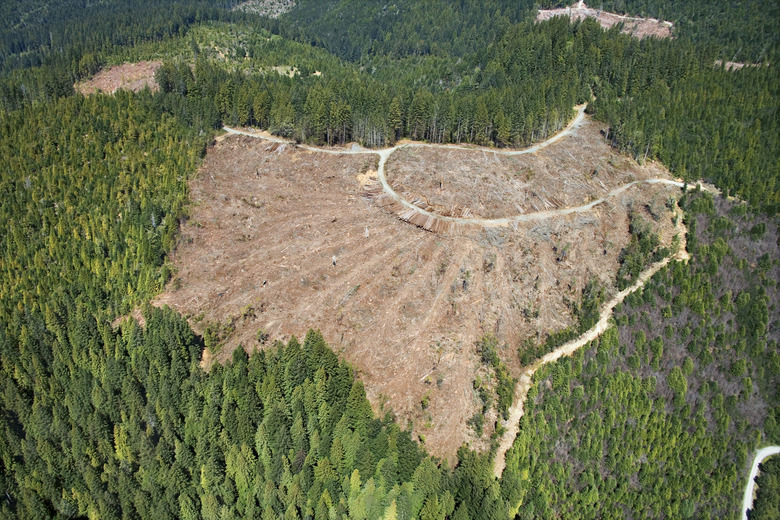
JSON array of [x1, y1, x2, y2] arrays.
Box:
[[155, 110, 683, 458], [537, 1, 673, 39]]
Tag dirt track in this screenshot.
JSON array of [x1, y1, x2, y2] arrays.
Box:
[[493, 216, 689, 476], [491, 178, 719, 476], [226, 106, 687, 228]]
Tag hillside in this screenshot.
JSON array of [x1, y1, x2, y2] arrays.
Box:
[[501, 191, 780, 518], [537, 1, 673, 39], [0, 0, 778, 518], [155, 110, 681, 457]]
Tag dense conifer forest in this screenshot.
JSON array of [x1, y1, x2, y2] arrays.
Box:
[[1, 0, 778, 518], [501, 192, 780, 519]]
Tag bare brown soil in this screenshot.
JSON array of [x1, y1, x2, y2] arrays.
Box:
[[111, 308, 146, 329], [537, 1, 673, 39], [75, 61, 161, 95], [494, 206, 690, 476], [155, 116, 680, 460], [386, 117, 669, 219]]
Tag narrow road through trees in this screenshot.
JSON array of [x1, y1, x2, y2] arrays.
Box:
[[492, 234, 689, 476], [742, 446, 780, 520]]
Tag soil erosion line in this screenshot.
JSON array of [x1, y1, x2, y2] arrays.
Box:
[[492, 211, 691, 478]]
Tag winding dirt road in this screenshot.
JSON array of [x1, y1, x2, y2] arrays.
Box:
[[224, 108, 718, 478], [225, 105, 691, 228], [489, 177, 724, 477], [492, 234, 689, 476], [742, 446, 780, 520], [224, 105, 586, 158]]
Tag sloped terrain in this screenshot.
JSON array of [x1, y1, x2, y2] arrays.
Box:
[[155, 116, 681, 458], [386, 116, 672, 219], [233, 0, 294, 17], [75, 61, 161, 94], [538, 1, 673, 39]]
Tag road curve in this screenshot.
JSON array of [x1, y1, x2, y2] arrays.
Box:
[[223, 104, 586, 159], [742, 446, 780, 520], [225, 105, 699, 228], [492, 233, 689, 477]]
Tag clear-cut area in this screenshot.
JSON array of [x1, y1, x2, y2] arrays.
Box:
[[155, 115, 681, 459]]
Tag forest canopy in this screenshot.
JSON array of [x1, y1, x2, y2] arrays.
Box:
[[0, 0, 778, 518]]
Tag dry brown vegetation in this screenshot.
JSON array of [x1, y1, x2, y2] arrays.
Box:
[[155, 115, 681, 459], [537, 1, 673, 39], [387, 119, 670, 219], [75, 61, 161, 95]]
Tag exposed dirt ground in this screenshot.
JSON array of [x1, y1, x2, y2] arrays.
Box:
[[386, 117, 670, 219], [537, 1, 673, 39], [75, 61, 161, 95], [494, 210, 690, 476], [154, 115, 681, 460]]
